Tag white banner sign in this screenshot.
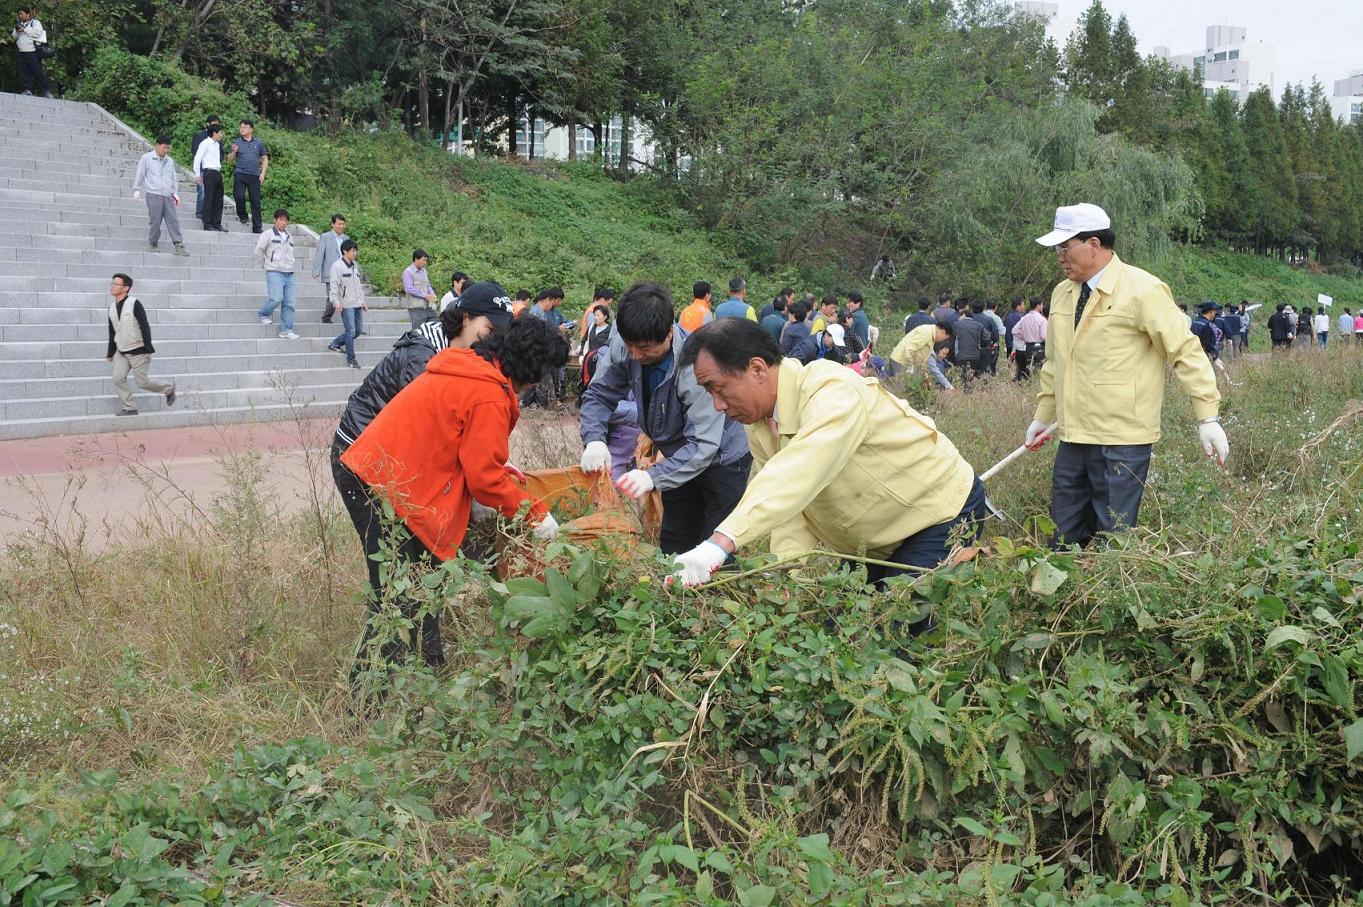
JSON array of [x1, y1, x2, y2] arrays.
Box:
[[1318, 293, 1333, 307]]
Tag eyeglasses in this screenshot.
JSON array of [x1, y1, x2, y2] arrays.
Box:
[[1055, 239, 1091, 257]]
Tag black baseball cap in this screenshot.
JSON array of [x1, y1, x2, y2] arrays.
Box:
[[456, 281, 514, 329], [1197, 300, 1219, 313]]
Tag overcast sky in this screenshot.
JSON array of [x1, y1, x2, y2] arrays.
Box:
[[1043, 0, 1363, 97]]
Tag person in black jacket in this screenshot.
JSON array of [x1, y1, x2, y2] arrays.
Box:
[[952, 312, 985, 387], [1267, 303, 1294, 351], [971, 300, 999, 375], [790, 324, 851, 365], [904, 297, 934, 334]]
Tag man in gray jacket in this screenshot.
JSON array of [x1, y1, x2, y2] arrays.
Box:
[[312, 213, 348, 323], [132, 136, 189, 257], [579, 282, 751, 554], [255, 208, 299, 339]]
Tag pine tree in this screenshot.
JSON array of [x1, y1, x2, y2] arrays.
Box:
[[1240, 87, 1299, 256]]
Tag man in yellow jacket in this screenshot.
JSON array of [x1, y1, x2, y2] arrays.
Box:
[[1026, 203, 1228, 547], [670, 318, 988, 596]]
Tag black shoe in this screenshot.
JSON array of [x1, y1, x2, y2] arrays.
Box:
[[165, 383, 177, 407], [327, 344, 345, 354], [348, 361, 361, 369], [116, 408, 138, 416], [238, 216, 248, 224], [321, 317, 333, 324], [252, 228, 262, 234]]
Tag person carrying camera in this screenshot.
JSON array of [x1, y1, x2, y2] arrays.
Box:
[[11, 6, 52, 97]]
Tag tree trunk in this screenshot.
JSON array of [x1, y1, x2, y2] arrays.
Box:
[[567, 122, 577, 161], [593, 122, 603, 164], [527, 112, 536, 160], [417, 15, 430, 139], [442, 77, 456, 149], [508, 99, 519, 156], [617, 113, 631, 176]]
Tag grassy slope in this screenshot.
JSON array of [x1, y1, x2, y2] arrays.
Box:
[[1168, 245, 1363, 309]]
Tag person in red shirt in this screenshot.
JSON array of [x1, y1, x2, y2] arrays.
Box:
[[340, 313, 568, 678]]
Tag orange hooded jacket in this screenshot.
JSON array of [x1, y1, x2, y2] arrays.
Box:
[[340, 347, 547, 560]]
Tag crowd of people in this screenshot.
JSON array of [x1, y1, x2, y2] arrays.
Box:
[[312, 202, 1244, 695]]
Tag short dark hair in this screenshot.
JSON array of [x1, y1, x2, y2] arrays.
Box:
[[788, 301, 811, 322], [451, 271, 469, 287], [615, 282, 675, 345], [412, 249, 428, 261], [938, 292, 951, 305], [773, 296, 787, 313], [536, 286, 565, 303], [593, 286, 615, 301], [1029, 297, 1044, 310], [340, 239, 358, 253], [1073, 228, 1116, 249], [330, 213, 346, 224], [17, 6, 32, 13], [918, 297, 931, 311], [473, 316, 569, 387], [1275, 303, 1286, 312], [207, 124, 223, 137], [206, 115, 221, 126], [240, 118, 255, 128], [274, 208, 290, 220], [846, 291, 864, 305], [590, 304, 612, 324], [955, 298, 970, 310], [680, 317, 781, 373], [112, 272, 133, 289], [935, 319, 953, 336], [986, 300, 997, 311], [971, 300, 986, 314], [155, 134, 173, 146], [693, 281, 711, 300], [779, 287, 794, 299], [729, 277, 746, 294], [820, 294, 838, 310], [514, 289, 532, 301]]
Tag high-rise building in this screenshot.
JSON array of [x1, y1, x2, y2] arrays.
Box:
[[1158, 26, 1275, 103], [1013, 1, 1059, 24], [1333, 70, 1363, 125]]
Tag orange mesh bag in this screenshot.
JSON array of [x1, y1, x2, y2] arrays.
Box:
[[633, 434, 666, 541], [496, 467, 651, 580]]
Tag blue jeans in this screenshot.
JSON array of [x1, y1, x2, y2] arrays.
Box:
[[195, 182, 204, 219], [1318, 332, 1328, 349], [333, 307, 364, 364], [259, 271, 296, 331]]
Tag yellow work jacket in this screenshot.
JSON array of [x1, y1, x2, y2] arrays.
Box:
[[889, 323, 936, 371], [715, 360, 974, 560], [1035, 254, 1219, 445]]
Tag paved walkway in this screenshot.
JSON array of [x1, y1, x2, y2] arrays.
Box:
[[0, 413, 582, 550], [0, 419, 340, 549]]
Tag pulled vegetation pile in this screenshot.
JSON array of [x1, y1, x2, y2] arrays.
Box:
[[3, 351, 1363, 904]]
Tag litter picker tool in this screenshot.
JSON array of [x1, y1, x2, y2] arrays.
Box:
[[976, 423, 1057, 520]]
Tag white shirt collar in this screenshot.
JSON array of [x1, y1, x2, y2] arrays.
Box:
[[1086, 262, 1109, 292]]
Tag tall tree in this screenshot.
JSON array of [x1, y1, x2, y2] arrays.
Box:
[[1240, 86, 1299, 256]]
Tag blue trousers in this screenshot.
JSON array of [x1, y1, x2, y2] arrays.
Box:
[[332, 307, 365, 365], [864, 476, 989, 587], [259, 271, 296, 331], [1050, 441, 1152, 548]]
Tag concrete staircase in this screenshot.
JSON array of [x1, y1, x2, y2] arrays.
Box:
[[0, 92, 410, 441]]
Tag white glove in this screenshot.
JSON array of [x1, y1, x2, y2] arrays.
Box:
[[616, 469, 654, 500], [1198, 420, 1229, 466], [532, 513, 559, 541], [1024, 420, 1053, 449], [671, 541, 728, 587], [132, 191, 141, 203], [580, 440, 611, 474]]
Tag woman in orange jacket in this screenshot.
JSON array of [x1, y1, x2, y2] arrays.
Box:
[[340, 314, 569, 677]]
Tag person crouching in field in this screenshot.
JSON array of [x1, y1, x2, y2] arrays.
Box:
[[339, 315, 566, 683]]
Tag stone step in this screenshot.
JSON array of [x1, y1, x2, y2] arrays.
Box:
[[0, 171, 143, 192], [0, 259, 335, 281], [1, 379, 367, 421], [0, 316, 407, 342], [1, 274, 333, 295], [0, 232, 281, 254], [0, 365, 371, 402], [0, 207, 316, 236], [0, 400, 351, 442], [0, 348, 397, 381], [0, 291, 412, 310], [0, 305, 408, 327], [1, 332, 410, 361]]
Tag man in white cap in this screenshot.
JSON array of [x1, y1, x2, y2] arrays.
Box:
[[1025, 203, 1227, 548]]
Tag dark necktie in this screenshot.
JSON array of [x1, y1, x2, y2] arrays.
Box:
[[1074, 282, 1092, 328]]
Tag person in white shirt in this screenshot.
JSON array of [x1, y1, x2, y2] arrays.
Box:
[[439, 271, 471, 312], [11, 6, 51, 98], [192, 123, 225, 232], [1313, 308, 1331, 349]]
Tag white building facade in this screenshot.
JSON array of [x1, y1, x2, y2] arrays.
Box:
[[1159, 26, 1274, 103], [1333, 71, 1363, 125]]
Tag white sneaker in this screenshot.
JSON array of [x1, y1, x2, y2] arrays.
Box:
[[278, 331, 300, 339], [259, 316, 272, 325]]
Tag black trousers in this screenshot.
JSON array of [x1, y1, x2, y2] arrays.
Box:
[[332, 444, 445, 683], [322, 282, 336, 321], [659, 454, 752, 555], [1050, 441, 1152, 549], [1015, 342, 1044, 380], [200, 169, 224, 230], [865, 477, 988, 587], [17, 51, 49, 94], [233, 172, 263, 231]]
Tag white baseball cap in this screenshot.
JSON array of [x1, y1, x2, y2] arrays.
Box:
[[825, 323, 846, 346], [1035, 203, 1111, 247]]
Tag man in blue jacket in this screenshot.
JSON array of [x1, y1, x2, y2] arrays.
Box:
[[579, 282, 751, 554]]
